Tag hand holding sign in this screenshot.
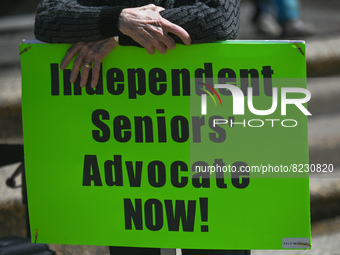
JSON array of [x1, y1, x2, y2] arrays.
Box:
[[60, 4, 191, 89], [118, 4, 192, 54], [60, 37, 119, 88]]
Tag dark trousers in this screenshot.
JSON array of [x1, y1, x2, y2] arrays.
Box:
[[109, 247, 250, 255]]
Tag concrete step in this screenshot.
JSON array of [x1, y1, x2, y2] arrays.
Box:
[[0, 14, 35, 33], [310, 170, 340, 222], [0, 68, 22, 144], [0, 16, 34, 69], [306, 36, 340, 77], [307, 75, 340, 116], [308, 113, 340, 167]]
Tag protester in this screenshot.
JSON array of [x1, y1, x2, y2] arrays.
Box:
[[34, 1, 249, 254]]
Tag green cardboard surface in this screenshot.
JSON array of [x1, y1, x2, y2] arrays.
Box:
[[20, 41, 311, 249]]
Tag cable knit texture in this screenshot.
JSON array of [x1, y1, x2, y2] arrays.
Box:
[[35, 0, 240, 44]]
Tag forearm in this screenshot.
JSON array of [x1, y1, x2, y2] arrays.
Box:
[[34, 0, 240, 45], [34, 0, 126, 43]]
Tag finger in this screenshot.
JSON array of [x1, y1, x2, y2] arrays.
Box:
[[70, 43, 94, 83], [61, 42, 84, 69], [144, 45, 156, 55], [136, 36, 156, 55], [90, 39, 118, 87], [80, 59, 92, 87], [136, 29, 166, 55], [154, 41, 167, 54], [70, 53, 85, 83], [161, 34, 176, 50], [164, 21, 191, 45], [147, 28, 168, 54], [91, 59, 101, 88]]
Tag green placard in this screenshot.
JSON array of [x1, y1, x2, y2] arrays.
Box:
[[20, 41, 311, 250]]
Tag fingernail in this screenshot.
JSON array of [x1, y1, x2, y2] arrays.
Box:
[[91, 83, 95, 88]]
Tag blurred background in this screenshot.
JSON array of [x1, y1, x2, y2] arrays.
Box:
[[0, 0, 340, 254]]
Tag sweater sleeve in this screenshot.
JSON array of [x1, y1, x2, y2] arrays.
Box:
[[34, 0, 127, 43], [160, 0, 240, 43]]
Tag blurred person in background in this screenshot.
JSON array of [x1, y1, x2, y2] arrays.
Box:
[[252, 0, 314, 38]]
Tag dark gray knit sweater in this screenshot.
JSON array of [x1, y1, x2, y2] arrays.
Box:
[[35, 0, 240, 45]]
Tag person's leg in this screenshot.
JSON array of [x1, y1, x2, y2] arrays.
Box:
[[272, 0, 314, 37], [257, 0, 272, 14], [252, 0, 282, 37], [109, 246, 160, 255], [273, 0, 300, 22]]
